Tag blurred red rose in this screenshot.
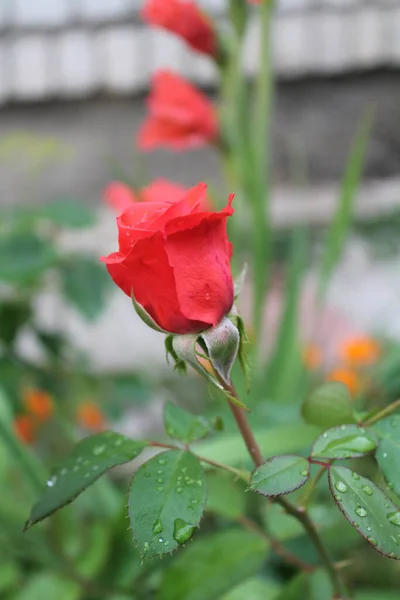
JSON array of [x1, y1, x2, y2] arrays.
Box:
[[101, 183, 234, 334], [104, 179, 189, 213], [141, 0, 217, 57], [137, 71, 218, 151], [14, 414, 37, 444]]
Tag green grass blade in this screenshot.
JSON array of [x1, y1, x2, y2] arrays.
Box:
[[318, 109, 373, 298]]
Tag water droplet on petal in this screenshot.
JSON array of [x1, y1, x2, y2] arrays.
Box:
[[173, 519, 195, 545], [205, 292, 211, 300], [153, 519, 163, 535], [335, 481, 347, 493], [355, 505, 368, 518], [387, 512, 400, 526], [362, 485, 373, 496]]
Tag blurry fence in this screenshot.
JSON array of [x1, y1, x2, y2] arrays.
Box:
[[0, 0, 399, 103]]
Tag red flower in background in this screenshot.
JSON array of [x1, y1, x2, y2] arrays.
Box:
[[137, 71, 218, 151], [104, 179, 190, 213], [76, 402, 107, 432], [101, 183, 234, 334], [142, 0, 217, 57], [14, 414, 37, 444], [22, 388, 53, 421]]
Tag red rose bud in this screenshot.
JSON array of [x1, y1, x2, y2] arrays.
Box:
[[104, 179, 209, 214], [101, 183, 234, 334], [137, 71, 218, 151], [141, 0, 217, 57]]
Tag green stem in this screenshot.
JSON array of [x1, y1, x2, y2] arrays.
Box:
[[225, 384, 348, 599], [149, 441, 250, 482], [363, 399, 400, 427]]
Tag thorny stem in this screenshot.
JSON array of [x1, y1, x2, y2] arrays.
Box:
[[225, 384, 348, 599], [363, 398, 400, 427]]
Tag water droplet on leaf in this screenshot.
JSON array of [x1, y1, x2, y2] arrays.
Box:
[[153, 519, 163, 535], [367, 536, 378, 546], [335, 481, 347, 493], [93, 444, 106, 456], [47, 476, 56, 487], [156, 486, 164, 492], [361, 485, 373, 496], [387, 512, 400, 526], [300, 470, 308, 477], [158, 458, 166, 465], [173, 519, 195, 545], [352, 472, 360, 480], [355, 505, 368, 518], [157, 478, 163, 484]]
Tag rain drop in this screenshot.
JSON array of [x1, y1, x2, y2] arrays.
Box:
[[390, 535, 399, 546], [387, 512, 400, 526], [340, 425, 347, 431], [366, 526, 371, 532], [361, 485, 373, 496], [382, 452, 388, 459], [115, 438, 123, 447], [353, 521, 359, 528], [157, 478, 163, 484], [335, 481, 347, 493], [153, 519, 163, 535], [300, 470, 308, 477], [158, 537, 164, 543], [388, 552, 396, 558], [177, 487, 183, 494], [334, 495, 342, 502], [323, 433, 328, 438], [47, 476, 56, 487], [93, 444, 106, 456], [158, 458, 166, 465], [83, 460, 90, 467], [157, 470, 163, 475], [73, 465, 79, 472], [367, 536, 378, 547], [352, 472, 360, 480], [205, 292, 211, 301], [92, 465, 99, 471], [157, 486, 164, 492], [144, 472, 151, 478], [173, 519, 195, 545], [355, 505, 368, 518]]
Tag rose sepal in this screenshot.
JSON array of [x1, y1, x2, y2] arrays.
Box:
[[131, 294, 170, 334]]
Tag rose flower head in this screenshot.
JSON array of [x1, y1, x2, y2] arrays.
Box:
[[141, 0, 217, 57], [104, 179, 206, 214], [137, 71, 218, 151], [101, 182, 234, 334]]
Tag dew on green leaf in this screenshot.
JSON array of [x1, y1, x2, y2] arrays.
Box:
[[362, 485, 373, 496], [352, 472, 360, 481], [153, 519, 163, 535], [60, 468, 68, 476], [388, 552, 396, 558], [173, 519, 195, 545], [115, 438, 123, 447], [355, 505, 368, 518], [367, 536, 378, 546], [177, 487, 183, 494], [387, 512, 400, 526], [158, 458, 167, 465], [335, 495, 342, 502], [157, 478, 163, 484], [156, 486, 164, 492], [47, 477, 56, 487], [93, 444, 106, 456], [335, 481, 347, 493], [300, 470, 308, 477], [353, 521, 359, 527]]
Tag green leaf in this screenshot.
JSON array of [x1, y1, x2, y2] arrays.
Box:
[[0, 234, 57, 284], [206, 472, 245, 519], [0, 301, 31, 345], [318, 109, 372, 297], [128, 450, 206, 558], [302, 382, 357, 428], [329, 465, 400, 558], [39, 198, 95, 229], [374, 415, 400, 496], [249, 455, 310, 497], [312, 425, 377, 459], [61, 257, 110, 320], [0, 561, 20, 594], [132, 294, 169, 333], [11, 573, 80, 600], [159, 529, 269, 600], [221, 577, 280, 600], [26, 431, 145, 529], [163, 402, 210, 444]]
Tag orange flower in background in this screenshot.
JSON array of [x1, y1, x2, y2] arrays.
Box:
[[303, 344, 322, 370], [137, 71, 218, 151], [76, 402, 106, 432], [326, 367, 361, 397], [142, 0, 217, 57], [22, 388, 53, 421], [14, 414, 37, 444], [104, 179, 189, 214], [340, 336, 381, 367]]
